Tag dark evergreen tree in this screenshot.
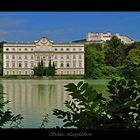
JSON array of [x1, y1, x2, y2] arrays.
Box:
[[104, 36, 127, 67]]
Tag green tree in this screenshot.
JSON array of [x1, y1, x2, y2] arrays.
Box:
[[104, 36, 127, 67], [52, 62, 56, 76], [0, 41, 7, 75], [33, 59, 47, 76], [85, 43, 105, 78], [122, 43, 140, 84], [33, 60, 56, 77], [53, 78, 140, 128], [47, 61, 55, 77]]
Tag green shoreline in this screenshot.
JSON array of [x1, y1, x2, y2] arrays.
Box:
[[0, 75, 85, 80]]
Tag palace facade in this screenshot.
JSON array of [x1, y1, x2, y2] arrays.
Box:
[[3, 37, 85, 76]]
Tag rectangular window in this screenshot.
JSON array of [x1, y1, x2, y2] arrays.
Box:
[[6, 55, 9, 59], [66, 55, 69, 59], [7, 71, 9, 75], [19, 71, 21, 75], [79, 61, 82, 68], [31, 62, 34, 68], [48, 56, 51, 60], [61, 55, 63, 59], [12, 62, 15, 68], [12, 55, 15, 59], [24, 55, 28, 59], [73, 55, 76, 59], [60, 62, 64, 67], [55, 55, 57, 59], [31, 70, 34, 75], [6, 62, 9, 68], [54, 62, 57, 68], [31, 55, 34, 59], [13, 71, 15, 75], [79, 55, 82, 59], [25, 62, 28, 68], [25, 71, 28, 75], [73, 61, 76, 67], [37, 56, 40, 60], [18, 56, 22, 60]]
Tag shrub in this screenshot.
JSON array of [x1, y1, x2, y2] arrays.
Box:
[[53, 78, 140, 129], [0, 93, 23, 128]]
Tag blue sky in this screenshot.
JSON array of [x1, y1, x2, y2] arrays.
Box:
[[0, 12, 140, 42]]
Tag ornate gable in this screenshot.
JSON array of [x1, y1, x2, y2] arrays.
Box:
[[35, 37, 52, 52], [35, 37, 52, 46]]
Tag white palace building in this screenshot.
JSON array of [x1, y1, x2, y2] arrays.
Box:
[[3, 37, 85, 76]]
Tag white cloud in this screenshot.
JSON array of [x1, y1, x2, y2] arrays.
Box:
[[0, 30, 10, 36], [0, 18, 26, 28]]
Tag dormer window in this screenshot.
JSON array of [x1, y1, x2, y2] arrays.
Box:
[[66, 48, 70, 51], [55, 48, 57, 51], [6, 48, 9, 51]]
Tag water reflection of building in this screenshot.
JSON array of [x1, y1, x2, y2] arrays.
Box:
[[1, 80, 73, 127]]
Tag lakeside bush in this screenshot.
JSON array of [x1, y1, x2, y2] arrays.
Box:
[[53, 78, 140, 129], [0, 92, 23, 128]]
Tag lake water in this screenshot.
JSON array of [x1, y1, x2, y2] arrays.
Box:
[[0, 79, 109, 128]]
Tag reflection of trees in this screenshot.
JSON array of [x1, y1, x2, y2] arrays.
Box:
[[38, 84, 46, 95]]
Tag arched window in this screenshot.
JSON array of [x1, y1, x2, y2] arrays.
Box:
[[66, 62, 70, 67], [25, 71, 28, 75], [60, 62, 64, 67], [19, 71, 21, 75], [19, 63, 22, 68]]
